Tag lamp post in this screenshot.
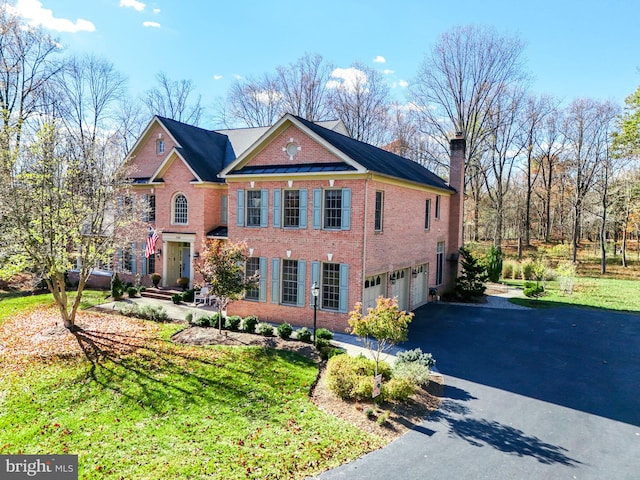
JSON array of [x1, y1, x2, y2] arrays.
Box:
[[311, 281, 319, 345]]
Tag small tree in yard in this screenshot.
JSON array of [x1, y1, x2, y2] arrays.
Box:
[[455, 246, 489, 300], [347, 296, 413, 376], [195, 239, 257, 333]]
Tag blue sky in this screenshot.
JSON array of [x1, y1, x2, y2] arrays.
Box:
[[6, 0, 640, 126]]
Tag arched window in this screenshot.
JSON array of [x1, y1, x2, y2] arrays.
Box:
[[173, 194, 188, 224]]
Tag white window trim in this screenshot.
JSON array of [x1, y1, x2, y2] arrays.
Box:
[[172, 192, 188, 225]]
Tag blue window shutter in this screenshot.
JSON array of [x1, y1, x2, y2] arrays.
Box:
[[273, 189, 281, 228], [236, 189, 245, 226], [260, 189, 269, 227], [141, 243, 147, 275], [130, 243, 137, 274], [339, 263, 349, 313], [311, 261, 320, 309], [299, 189, 308, 228], [341, 188, 351, 230], [312, 189, 322, 229], [271, 258, 280, 304], [259, 257, 267, 302], [297, 260, 306, 307]]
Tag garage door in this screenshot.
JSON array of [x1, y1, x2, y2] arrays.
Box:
[[363, 274, 386, 311], [390, 268, 409, 311], [411, 263, 429, 309]]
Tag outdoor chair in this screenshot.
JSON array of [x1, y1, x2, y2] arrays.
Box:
[[194, 286, 212, 306]]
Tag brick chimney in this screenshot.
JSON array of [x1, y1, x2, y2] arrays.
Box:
[[446, 132, 466, 286]]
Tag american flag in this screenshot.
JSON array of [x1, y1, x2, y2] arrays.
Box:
[[145, 226, 158, 258]]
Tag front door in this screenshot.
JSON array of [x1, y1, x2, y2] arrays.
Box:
[[181, 246, 191, 280]]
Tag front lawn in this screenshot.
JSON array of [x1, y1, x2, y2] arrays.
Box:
[[0, 301, 380, 479], [504, 277, 640, 313]]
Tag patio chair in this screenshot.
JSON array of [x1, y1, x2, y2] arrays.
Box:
[[194, 286, 211, 306]]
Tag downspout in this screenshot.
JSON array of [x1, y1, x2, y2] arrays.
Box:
[[361, 175, 370, 307]]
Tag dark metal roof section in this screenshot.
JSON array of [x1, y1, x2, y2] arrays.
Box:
[[206, 226, 228, 238], [233, 162, 357, 175], [157, 116, 232, 183], [293, 115, 454, 191]]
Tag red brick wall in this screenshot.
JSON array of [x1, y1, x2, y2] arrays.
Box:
[[128, 123, 177, 179]]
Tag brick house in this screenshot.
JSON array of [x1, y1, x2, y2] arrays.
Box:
[[122, 113, 465, 330]]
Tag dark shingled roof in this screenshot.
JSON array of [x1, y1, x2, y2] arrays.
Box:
[[157, 116, 231, 183], [206, 226, 228, 238], [293, 115, 454, 192]]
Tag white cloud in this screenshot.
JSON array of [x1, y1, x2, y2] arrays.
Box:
[[373, 55, 386, 63], [213, 75, 223, 80], [253, 90, 283, 105], [399, 80, 409, 88], [327, 67, 368, 94], [153, 8, 160, 13], [6, 0, 95, 32], [233, 74, 243, 80], [143, 21, 160, 28], [382, 69, 395, 75], [120, 0, 146, 12]]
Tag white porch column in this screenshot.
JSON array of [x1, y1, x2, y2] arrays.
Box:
[[162, 240, 168, 287]]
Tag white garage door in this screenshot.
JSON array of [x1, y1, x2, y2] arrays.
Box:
[[411, 263, 429, 309], [390, 268, 409, 311], [363, 274, 386, 311]]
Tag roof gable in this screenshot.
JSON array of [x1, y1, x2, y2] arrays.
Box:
[[155, 116, 232, 183]]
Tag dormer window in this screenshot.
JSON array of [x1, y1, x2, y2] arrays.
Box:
[[156, 138, 165, 155]]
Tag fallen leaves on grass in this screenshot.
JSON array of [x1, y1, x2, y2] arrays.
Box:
[[0, 306, 159, 371]]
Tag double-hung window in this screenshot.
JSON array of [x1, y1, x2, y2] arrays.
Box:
[[246, 190, 262, 227], [245, 257, 260, 301], [436, 241, 445, 285], [374, 191, 384, 231], [321, 263, 340, 310], [435, 195, 441, 219], [312, 188, 351, 230], [324, 190, 342, 229], [281, 259, 299, 305], [425, 198, 431, 230], [283, 190, 300, 228]]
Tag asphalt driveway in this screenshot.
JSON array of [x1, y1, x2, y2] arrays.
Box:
[[318, 303, 640, 479]]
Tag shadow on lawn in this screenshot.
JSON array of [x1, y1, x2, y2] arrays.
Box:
[[70, 327, 312, 414]]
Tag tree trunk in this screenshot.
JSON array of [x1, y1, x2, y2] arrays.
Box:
[[46, 273, 74, 329]]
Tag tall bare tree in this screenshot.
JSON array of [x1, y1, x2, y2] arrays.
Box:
[[410, 24, 528, 239], [276, 52, 333, 121], [327, 62, 390, 145], [226, 73, 283, 127], [143, 71, 204, 125]]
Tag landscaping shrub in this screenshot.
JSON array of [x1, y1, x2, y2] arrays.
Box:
[[185, 312, 193, 324], [277, 322, 293, 339], [485, 245, 503, 282], [395, 348, 435, 368], [501, 261, 514, 280], [117, 304, 168, 322], [523, 281, 545, 298], [315, 328, 333, 340], [181, 289, 195, 303], [127, 286, 138, 298], [192, 315, 210, 327], [376, 411, 390, 426], [242, 315, 258, 333], [511, 262, 522, 280], [256, 322, 274, 336], [556, 260, 577, 295], [211, 312, 225, 330], [150, 272, 161, 287], [382, 377, 415, 402], [319, 346, 346, 361], [393, 362, 431, 387], [455, 246, 488, 300], [295, 327, 312, 343], [325, 354, 392, 401], [521, 261, 534, 280], [138, 286, 147, 293], [171, 293, 182, 304], [225, 315, 242, 331], [111, 273, 125, 299]]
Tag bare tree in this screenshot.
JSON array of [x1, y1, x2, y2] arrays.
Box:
[[327, 62, 390, 145], [276, 52, 334, 121], [0, 4, 60, 173], [563, 98, 616, 262], [226, 73, 283, 127], [481, 85, 526, 248], [410, 24, 528, 239], [143, 71, 204, 125]]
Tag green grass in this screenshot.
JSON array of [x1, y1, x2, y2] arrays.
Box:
[[0, 289, 108, 326], [504, 277, 640, 313], [0, 297, 379, 479]]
